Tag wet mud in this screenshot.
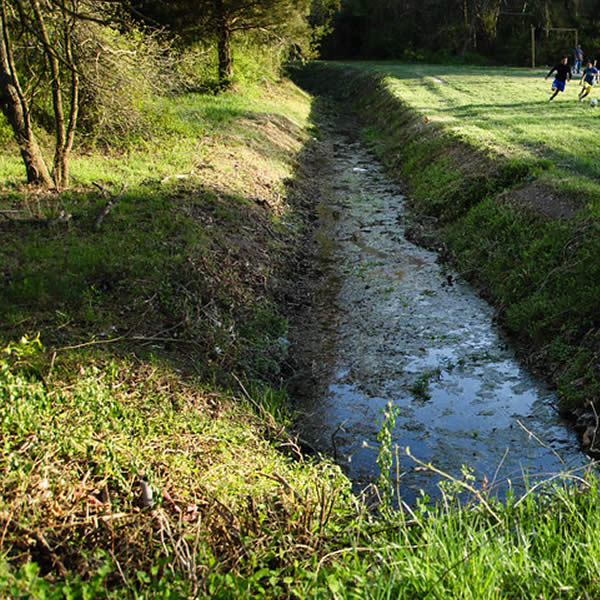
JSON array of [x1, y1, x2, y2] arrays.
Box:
[[289, 110, 588, 504]]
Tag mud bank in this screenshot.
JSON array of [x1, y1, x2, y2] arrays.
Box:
[[289, 62, 600, 458]]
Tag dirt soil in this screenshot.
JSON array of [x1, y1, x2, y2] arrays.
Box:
[[501, 182, 577, 220]]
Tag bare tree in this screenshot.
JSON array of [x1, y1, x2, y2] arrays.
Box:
[[0, 0, 117, 189], [28, 0, 80, 189], [0, 0, 53, 186]]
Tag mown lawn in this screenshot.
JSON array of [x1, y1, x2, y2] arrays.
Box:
[[343, 62, 600, 198]]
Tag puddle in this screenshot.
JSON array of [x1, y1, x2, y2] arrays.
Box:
[[291, 118, 588, 505]]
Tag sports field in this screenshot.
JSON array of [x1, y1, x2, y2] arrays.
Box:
[[342, 62, 600, 198]]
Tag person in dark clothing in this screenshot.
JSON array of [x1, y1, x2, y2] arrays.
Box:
[[545, 56, 572, 102], [574, 44, 583, 74]]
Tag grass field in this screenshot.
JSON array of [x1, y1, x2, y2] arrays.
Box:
[[342, 62, 600, 200]]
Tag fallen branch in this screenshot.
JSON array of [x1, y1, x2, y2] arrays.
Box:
[[53, 332, 199, 352], [160, 170, 197, 184], [93, 182, 126, 231]]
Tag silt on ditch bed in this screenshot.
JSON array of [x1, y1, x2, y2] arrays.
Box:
[[288, 100, 590, 505]]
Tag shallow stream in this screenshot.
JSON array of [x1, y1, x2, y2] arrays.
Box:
[[291, 116, 588, 504]]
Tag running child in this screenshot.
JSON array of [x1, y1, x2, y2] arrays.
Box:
[[578, 60, 599, 102], [545, 56, 572, 102]]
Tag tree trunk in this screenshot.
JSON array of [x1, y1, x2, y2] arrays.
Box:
[[0, 0, 52, 187], [62, 19, 79, 189], [31, 0, 67, 189], [214, 0, 233, 88]]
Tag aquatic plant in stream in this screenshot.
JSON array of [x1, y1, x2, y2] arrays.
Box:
[[376, 401, 399, 513], [409, 367, 442, 401]]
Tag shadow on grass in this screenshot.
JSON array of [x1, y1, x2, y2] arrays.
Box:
[[0, 109, 318, 387]]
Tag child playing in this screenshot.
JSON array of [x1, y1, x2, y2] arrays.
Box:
[[545, 56, 572, 102], [578, 60, 599, 102]]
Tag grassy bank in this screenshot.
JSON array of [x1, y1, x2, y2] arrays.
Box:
[[290, 62, 600, 446], [0, 79, 358, 597], [3, 68, 600, 599]]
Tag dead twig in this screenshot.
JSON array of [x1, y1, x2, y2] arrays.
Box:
[[230, 372, 280, 433], [516, 419, 567, 469], [53, 332, 200, 353], [258, 471, 303, 501], [404, 446, 503, 526], [93, 182, 126, 231]]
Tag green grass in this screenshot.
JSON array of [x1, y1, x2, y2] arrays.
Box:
[[346, 62, 600, 187], [0, 76, 338, 596], [4, 63, 600, 598], [1, 78, 311, 189], [0, 337, 354, 598], [4, 336, 600, 599], [0, 78, 311, 381]]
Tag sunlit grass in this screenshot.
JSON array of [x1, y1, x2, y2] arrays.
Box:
[[0, 79, 311, 190], [337, 61, 600, 186]]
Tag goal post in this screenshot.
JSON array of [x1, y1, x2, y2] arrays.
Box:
[[532, 26, 578, 68]]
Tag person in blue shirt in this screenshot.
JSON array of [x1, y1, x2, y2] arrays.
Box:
[[578, 60, 599, 102]]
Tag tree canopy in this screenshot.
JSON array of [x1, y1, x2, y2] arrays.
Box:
[[320, 0, 600, 65]]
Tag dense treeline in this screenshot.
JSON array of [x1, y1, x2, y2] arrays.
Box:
[[321, 0, 600, 66], [0, 0, 338, 188], [4, 0, 600, 189]]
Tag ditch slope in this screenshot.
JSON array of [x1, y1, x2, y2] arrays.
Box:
[[289, 62, 600, 459], [288, 98, 586, 502]]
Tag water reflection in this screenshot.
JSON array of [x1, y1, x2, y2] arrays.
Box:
[[291, 126, 588, 505]]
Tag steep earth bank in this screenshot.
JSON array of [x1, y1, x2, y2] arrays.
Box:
[[289, 62, 600, 457]]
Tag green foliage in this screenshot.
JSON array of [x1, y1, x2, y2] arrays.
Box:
[[0, 558, 114, 600], [5, 54, 600, 599], [230, 36, 288, 86], [443, 196, 600, 407], [0, 334, 354, 598], [127, 0, 332, 88], [375, 401, 399, 512], [409, 368, 441, 401], [0, 77, 363, 597], [323, 0, 597, 66]]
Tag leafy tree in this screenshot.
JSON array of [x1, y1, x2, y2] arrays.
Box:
[[128, 0, 330, 88], [307, 0, 342, 54], [321, 0, 599, 62]]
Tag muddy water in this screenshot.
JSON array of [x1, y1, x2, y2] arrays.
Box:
[[292, 123, 587, 505]]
